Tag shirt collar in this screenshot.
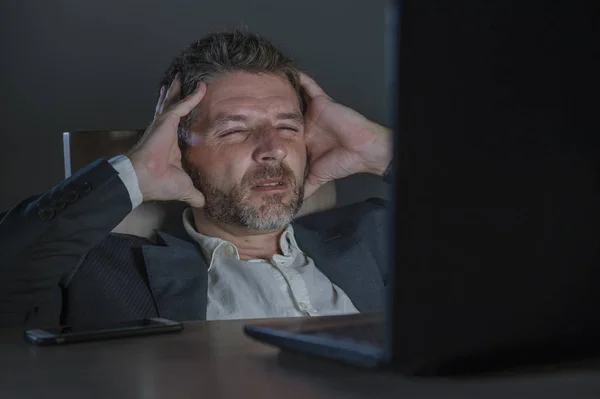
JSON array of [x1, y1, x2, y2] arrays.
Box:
[[182, 208, 299, 268]]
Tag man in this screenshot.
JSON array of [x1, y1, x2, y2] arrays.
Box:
[[0, 30, 393, 327]]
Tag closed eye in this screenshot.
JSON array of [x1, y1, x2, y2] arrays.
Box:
[[277, 126, 299, 132], [220, 129, 248, 137]]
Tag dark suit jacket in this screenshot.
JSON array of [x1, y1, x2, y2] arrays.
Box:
[[0, 159, 391, 328]]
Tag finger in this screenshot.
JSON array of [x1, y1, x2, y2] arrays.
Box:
[[181, 187, 206, 208], [303, 172, 328, 200], [162, 73, 182, 111], [169, 81, 207, 118], [303, 180, 322, 200], [154, 86, 166, 116], [156, 74, 179, 115], [299, 72, 331, 100]]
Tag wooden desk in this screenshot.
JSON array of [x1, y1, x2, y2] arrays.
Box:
[[1, 319, 600, 399]]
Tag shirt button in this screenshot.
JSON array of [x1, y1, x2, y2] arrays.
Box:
[[64, 190, 80, 203], [298, 302, 309, 311], [38, 206, 55, 221], [81, 181, 92, 193], [226, 245, 235, 256], [52, 199, 67, 210]]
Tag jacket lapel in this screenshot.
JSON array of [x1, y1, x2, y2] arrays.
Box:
[[293, 223, 386, 312], [142, 232, 209, 321]]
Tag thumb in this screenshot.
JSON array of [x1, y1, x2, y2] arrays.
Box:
[[180, 187, 206, 208], [303, 173, 328, 199]]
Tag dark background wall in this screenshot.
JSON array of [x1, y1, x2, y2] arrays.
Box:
[[0, 0, 392, 211]]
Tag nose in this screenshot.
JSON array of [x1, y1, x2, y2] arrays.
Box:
[[252, 128, 288, 164]]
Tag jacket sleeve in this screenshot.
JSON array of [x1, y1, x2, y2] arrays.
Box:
[[0, 159, 133, 327]]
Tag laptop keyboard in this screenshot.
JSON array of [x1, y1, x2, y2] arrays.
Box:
[[300, 321, 386, 348]]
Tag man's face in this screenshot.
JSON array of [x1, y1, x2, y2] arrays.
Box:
[[183, 71, 307, 231]]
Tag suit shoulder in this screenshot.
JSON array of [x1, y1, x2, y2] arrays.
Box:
[[94, 233, 157, 254], [76, 233, 154, 272], [295, 197, 390, 231]]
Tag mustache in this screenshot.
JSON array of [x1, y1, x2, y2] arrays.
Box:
[[242, 164, 297, 187]]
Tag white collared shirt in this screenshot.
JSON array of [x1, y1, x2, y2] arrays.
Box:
[[182, 209, 359, 320]]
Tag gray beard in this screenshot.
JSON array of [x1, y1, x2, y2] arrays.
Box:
[[184, 162, 305, 231]]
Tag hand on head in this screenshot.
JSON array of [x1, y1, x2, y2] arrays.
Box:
[[128, 74, 207, 208], [299, 72, 393, 199]]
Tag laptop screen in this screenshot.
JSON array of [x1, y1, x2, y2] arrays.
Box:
[[390, 0, 600, 374]]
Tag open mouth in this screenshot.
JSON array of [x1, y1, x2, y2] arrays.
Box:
[[253, 179, 287, 190], [256, 182, 284, 187]]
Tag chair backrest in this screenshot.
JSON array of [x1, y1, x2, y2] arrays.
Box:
[[63, 130, 337, 239]]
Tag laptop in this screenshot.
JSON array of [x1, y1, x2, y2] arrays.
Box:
[[244, 0, 600, 376]]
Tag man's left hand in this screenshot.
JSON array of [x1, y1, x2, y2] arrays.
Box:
[[300, 73, 392, 199]]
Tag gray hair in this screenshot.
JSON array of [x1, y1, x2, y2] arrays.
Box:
[[160, 29, 306, 142]]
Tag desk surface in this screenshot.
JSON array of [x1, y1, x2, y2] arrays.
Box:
[[2, 319, 600, 399]]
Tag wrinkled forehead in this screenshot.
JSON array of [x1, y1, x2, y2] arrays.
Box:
[[193, 72, 302, 128]]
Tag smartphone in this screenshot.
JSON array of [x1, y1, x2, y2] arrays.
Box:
[[24, 317, 183, 346]]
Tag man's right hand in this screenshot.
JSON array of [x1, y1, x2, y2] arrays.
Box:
[[128, 74, 207, 208]]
